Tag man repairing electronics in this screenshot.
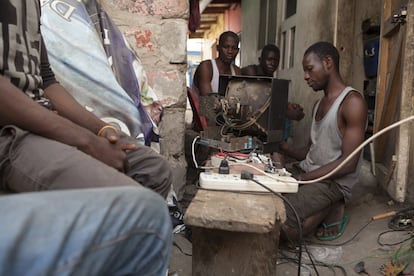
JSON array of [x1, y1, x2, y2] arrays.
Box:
[[279, 41, 368, 241]]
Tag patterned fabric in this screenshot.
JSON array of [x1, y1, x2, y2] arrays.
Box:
[[40, 0, 157, 144], [0, 0, 51, 107]]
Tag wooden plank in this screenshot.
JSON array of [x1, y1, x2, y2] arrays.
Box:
[[192, 227, 280, 276], [374, 0, 411, 163], [382, 15, 401, 37], [211, 0, 241, 4], [376, 0, 408, 128], [203, 6, 229, 14], [184, 189, 286, 233], [374, 0, 394, 133], [335, 0, 356, 83], [382, 0, 408, 38], [375, 31, 403, 163], [189, 33, 206, 39], [395, 0, 414, 202]]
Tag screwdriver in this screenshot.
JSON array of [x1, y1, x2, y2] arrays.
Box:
[[371, 211, 397, 221]]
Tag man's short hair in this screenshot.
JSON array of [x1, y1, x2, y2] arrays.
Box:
[[261, 44, 280, 59], [304, 41, 340, 70], [218, 31, 239, 45]]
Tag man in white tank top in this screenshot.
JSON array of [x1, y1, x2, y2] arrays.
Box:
[[192, 31, 241, 125], [279, 42, 368, 241]]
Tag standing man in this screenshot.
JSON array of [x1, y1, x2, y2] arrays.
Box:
[[192, 31, 241, 125], [280, 42, 367, 241], [193, 31, 241, 96]]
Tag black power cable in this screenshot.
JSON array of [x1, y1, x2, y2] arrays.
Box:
[[240, 170, 320, 276]]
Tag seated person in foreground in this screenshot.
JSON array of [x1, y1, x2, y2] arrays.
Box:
[[279, 42, 367, 241], [0, 187, 172, 275], [241, 44, 305, 167], [41, 0, 185, 230], [1, 0, 172, 274]]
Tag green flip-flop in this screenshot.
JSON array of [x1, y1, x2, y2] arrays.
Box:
[[316, 213, 350, 241]]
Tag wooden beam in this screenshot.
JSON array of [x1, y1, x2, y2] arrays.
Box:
[[382, 0, 408, 37], [375, 31, 403, 163], [375, 0, 394, 137], [382, 15, 401, 37], [203, 6, 228, 14], [189, 32, 206, 39], [395, 0, 414, 202], [335, 0, 356, 83], [200, 19, 218, 24], [211, 0, 240, 3]]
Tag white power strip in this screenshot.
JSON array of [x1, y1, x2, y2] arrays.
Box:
[[199, 172, 298, 193]]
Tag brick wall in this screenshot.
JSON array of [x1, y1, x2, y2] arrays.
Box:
[[102, 0, 189, 198]]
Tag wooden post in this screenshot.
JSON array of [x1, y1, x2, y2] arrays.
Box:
[[395, 0, 414, 202]]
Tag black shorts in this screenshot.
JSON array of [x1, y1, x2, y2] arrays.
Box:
[[283, 180, 344, 228]]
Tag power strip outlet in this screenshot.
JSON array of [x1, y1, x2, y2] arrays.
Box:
[[199, 172, 298, 193]]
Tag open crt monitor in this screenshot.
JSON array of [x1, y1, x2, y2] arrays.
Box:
[[205, 75, 289, 153]]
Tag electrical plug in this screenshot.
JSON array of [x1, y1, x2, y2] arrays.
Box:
[[240, 170, 254, 180], [218, 159, 230, 174]]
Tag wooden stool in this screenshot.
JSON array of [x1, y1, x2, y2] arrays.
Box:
[[184, 189, 286, 276]]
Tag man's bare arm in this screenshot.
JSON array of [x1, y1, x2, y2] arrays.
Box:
[[43, 84, 106, 136], [0, 76, 91, 144], [233, 65, 242, 75], [240, 65, 256, 76], [196, 60, 214, 96], [0, 76, 132, 171], [279, 140, 310, 161]]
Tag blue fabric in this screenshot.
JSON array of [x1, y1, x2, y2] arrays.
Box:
[[0, 187, 172, 276], [283, 118, 291, 141], [40, 0, 153, 144]]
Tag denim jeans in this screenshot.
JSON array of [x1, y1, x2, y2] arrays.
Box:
[[0, 187, 172, 276]]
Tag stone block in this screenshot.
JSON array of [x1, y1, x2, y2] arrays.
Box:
[[109, 0, 188, 18], [168, 157, 187, 200], [146, 70, 186, 105], [124, 20, 187, 64], [184, 190, 286, 276], [159, 107, 186, 154], [160, 20, 188, 64]]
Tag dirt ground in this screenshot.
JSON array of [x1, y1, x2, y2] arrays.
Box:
[[169, 160, 414, 275]]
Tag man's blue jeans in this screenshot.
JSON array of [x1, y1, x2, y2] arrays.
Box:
[[0, 187, 172, 276]]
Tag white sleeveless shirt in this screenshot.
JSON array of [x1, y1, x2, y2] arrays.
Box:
[[210, 59, 236, 92], [299, 86, 362, 201]]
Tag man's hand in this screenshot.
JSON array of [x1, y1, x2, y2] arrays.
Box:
[[277, 140, 310, 161], [144, 101, 163, 125], [77, 126, 138, 172], [278, 141, 289, 153], [79, 132, 137, 172], [98, 126, 137, 151], [287, 103, 305, 121]]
